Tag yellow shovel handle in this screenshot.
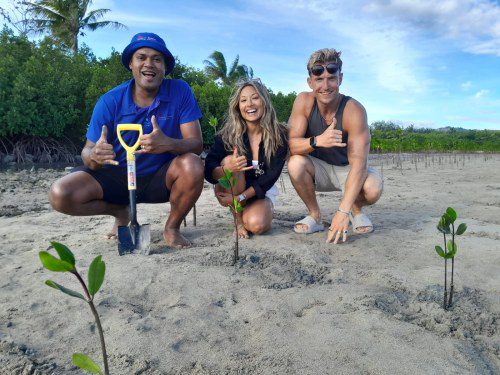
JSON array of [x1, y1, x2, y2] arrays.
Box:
[[117, 124, 143, 161]]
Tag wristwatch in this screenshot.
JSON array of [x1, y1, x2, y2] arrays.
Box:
[[238, 193, 246, 202], [309, 136, 317, 149]]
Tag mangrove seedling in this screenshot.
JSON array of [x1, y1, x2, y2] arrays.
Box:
[[218, 168, 243, 265], [39, 242, 109, 374], [208, 115, 218, 131], [435, 207, 467, 310]]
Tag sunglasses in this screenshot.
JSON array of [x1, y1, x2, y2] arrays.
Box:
[[237, 77, 263, 86], [309, 63, 340, 76]]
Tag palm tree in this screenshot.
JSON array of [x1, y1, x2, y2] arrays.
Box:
[[1, 2, 38, 35], [203, 51, 253, 85], [24, 0, 126, 54]]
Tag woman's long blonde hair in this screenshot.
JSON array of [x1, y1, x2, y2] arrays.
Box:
[[218, 79, 287, 165]]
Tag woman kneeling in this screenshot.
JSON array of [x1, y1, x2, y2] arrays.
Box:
[[205, 79, 288, 238]]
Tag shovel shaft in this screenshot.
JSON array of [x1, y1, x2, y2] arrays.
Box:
[[129, 189, 138, 225], [126, 158, 138, 225], [126, 159, 137, 190]]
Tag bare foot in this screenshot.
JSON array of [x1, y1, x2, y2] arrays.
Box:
[[234, 223, 250, 239], [163, 228, 191, 248], [104, 207, 130, 240]]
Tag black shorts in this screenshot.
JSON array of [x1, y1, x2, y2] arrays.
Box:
[[72, 160, 172, 205]]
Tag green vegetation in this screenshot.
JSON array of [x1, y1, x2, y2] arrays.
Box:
[[435, 207, 467, 310], [24, 0, 126, 54], [218, 169, 244, 265], [203, 50, 253, 85], [370, 121, 500, 152], [39, 242, 109, 374], [0, 23, 498, 162], [0, 27, 295, 161]]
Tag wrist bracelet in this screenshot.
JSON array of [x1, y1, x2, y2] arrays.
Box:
[[337, 208, 351, 216]]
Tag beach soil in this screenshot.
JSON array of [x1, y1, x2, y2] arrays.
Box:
[[1, 154, 499, 374]]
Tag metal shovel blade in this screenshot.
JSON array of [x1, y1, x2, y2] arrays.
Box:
[[117, 223, 151, 256], [117, 225, 135, 255], [135, 223, 151, 255]]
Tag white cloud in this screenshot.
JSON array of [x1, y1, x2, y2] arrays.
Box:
[[474, 89, 489, 98], [365, 0, 500, 56], [253, 0, 427, 94], [461, 81, 472, 90]]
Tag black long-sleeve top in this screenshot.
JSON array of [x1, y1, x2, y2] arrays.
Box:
[[204, 133, 288, 199]]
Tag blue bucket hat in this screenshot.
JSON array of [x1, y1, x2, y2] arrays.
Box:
[[121, 32, 175, 75]]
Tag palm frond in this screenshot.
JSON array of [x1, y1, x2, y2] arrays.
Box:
[[82, 8, 110, 24], [228, 54, 239, 76], [21, 0, 124, 54], [206, 51, 227, 76], [84, 20, 126, 32]]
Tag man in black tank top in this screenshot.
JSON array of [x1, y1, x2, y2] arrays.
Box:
[[288, 48, 383, 244]]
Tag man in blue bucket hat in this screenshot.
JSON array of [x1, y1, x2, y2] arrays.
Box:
[[49, 32, 204, 249]]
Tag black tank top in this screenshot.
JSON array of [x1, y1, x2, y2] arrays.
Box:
[[305, 94, 350, 166]]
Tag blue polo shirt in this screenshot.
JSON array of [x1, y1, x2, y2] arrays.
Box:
[[86, 79, 202, 176]]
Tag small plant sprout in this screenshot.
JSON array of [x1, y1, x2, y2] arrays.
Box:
[[435, 207, 467, 310], [39, 242, 109, 375], [218, 168, 243, 265], [208, 115, 218, 131]]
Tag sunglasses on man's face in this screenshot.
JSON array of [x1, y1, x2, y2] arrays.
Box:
[[310, 63, 340, 76]]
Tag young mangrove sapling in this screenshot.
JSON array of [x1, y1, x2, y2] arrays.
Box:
[[39, 242, 109, 374], [435, 207, 467, 309], [218, 168, 243, 265]]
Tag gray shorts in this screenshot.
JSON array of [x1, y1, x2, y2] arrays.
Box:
[[308, 155, 376, 192], [307, 155, 351, 191]]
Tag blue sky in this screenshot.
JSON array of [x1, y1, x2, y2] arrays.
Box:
[[2, 0, 500, 129]]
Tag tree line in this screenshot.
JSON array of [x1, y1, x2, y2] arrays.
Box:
[[370, 121, 500, 152], [0, 27, 295, 156]]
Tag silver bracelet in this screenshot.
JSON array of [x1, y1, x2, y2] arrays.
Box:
[[337, 208, 351, 216]]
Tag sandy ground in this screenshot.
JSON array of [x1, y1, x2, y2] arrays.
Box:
[[0, 153, 499, 375]]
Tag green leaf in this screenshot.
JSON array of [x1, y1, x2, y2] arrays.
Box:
[[444, 251, 455, 259], [72, 353, 102, 374], [218, 176, 230, 189], [234, 200, 243, 213], [231, 176, 238, 186], [456, 223, 467, 235], [225, 168, 232, 180], [446, 207, 457, 223], [45, 280, 85, 300], [447, 240, 457, 257], [435, 245, 445, 258], [50, 242, 75, 267], [437, 222, 450, 234], [441, 214, 451, 226], [88, 256, 105, 297], [39, 251, 74, 272]]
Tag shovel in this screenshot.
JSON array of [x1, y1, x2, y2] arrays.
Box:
[[116, 124, 151, 255]]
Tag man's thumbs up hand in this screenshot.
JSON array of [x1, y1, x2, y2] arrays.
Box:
[[136, 115, 169, 154], [91, 125, 118, 166], [316, 118, 346, 148]]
